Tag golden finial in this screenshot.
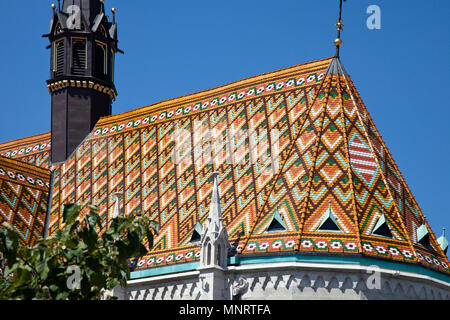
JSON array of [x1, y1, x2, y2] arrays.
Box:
[[336, 20, 344, 31], [112, 8, 116, 14], [99, 0, 104, 3], [51, 3, 56, 10], [334, 0, 347, 57]]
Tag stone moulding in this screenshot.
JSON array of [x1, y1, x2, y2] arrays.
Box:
[[46, 78, 117, 100], [123, 256, 450, 300]]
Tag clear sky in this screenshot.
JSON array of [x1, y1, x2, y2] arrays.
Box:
[[0, 0, 449, 241]]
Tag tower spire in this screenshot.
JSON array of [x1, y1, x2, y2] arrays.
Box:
[[43, 0, 122, 164], [334, 0, 347, 57]]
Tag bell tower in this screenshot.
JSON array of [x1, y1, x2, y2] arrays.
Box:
[[43, 0, 122, 163]]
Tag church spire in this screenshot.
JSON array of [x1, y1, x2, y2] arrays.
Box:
[[197, 172, 231, 300], [208, 172, 222, 224], [199, 172, 230, 270]]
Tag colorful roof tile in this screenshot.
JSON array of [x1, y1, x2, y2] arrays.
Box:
[[43, 56, 449, 275], [0, 132, 51, 170], [0, 155, 51, 245]]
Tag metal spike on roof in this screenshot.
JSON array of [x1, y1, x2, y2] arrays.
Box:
[[334, 0, 348, 57], [325, 57, 348, 75]]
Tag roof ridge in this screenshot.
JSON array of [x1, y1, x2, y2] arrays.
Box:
[[295, 74, 335, 247], [237, 58, 449, 274], [336, 74, 362, 253], [339, 72, 420, 264], [97, 56, 334, 126], [238, 58, 334, 253], [0, 154, 51, 177], [343, 76, 450, 265], [0, 131, 50, 149]]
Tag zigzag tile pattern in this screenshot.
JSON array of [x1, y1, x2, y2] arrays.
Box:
[[0, 156, 51, 245], [341, 75, 448, 272], [45, 57, 449, 275], [48, 58, 332, 261]]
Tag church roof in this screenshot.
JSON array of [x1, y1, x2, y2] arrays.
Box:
[[0, 132, 51, 170], [43, 56, 449, 275], [0, 156, 51, 245]]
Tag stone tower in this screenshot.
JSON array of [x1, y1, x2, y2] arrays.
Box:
[[43, 0, 121, 163]]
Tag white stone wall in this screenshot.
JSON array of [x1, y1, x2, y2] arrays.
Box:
[[124, 262, 450, 300], [126, 271, 203, 300]]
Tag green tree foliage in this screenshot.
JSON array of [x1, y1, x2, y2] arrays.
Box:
[[0, 204, 158, 300]]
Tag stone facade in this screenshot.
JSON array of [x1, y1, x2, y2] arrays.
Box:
[[123, 261, 450, 300], [120, 173, 450, 301]]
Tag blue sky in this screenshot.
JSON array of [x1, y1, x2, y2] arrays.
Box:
[[0, 0, 448, 240]]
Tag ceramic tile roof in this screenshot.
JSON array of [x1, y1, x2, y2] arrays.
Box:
[[40, 56, 449, 274], [0, 132, 51, 170], [0, 155, 51, 245]]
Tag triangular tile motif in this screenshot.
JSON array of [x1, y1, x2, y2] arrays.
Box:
[[316, 202, 342, 232], [371, 213, 393, 238], [43, 57, 448, 275], [266, 217, 285, 233], [188, 222, 203, 245], [336, 74, 416, 262], [238, 58, 448, 271], [416, 224, 431, 249], [342, 74, 448, 271], [299, 76, 357, 238], [241, 69, 360, 253], [264, 207, 287, 233]]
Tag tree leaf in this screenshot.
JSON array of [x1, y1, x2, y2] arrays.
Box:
[[63, 204, 80, 225], [0, 203, 156, 300]]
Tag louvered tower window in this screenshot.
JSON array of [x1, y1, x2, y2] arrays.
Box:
[[110, 48, 115, 82], [72, 39, 87, 75], [94, 41, 107, 80], [54, 40, 65, 77]]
